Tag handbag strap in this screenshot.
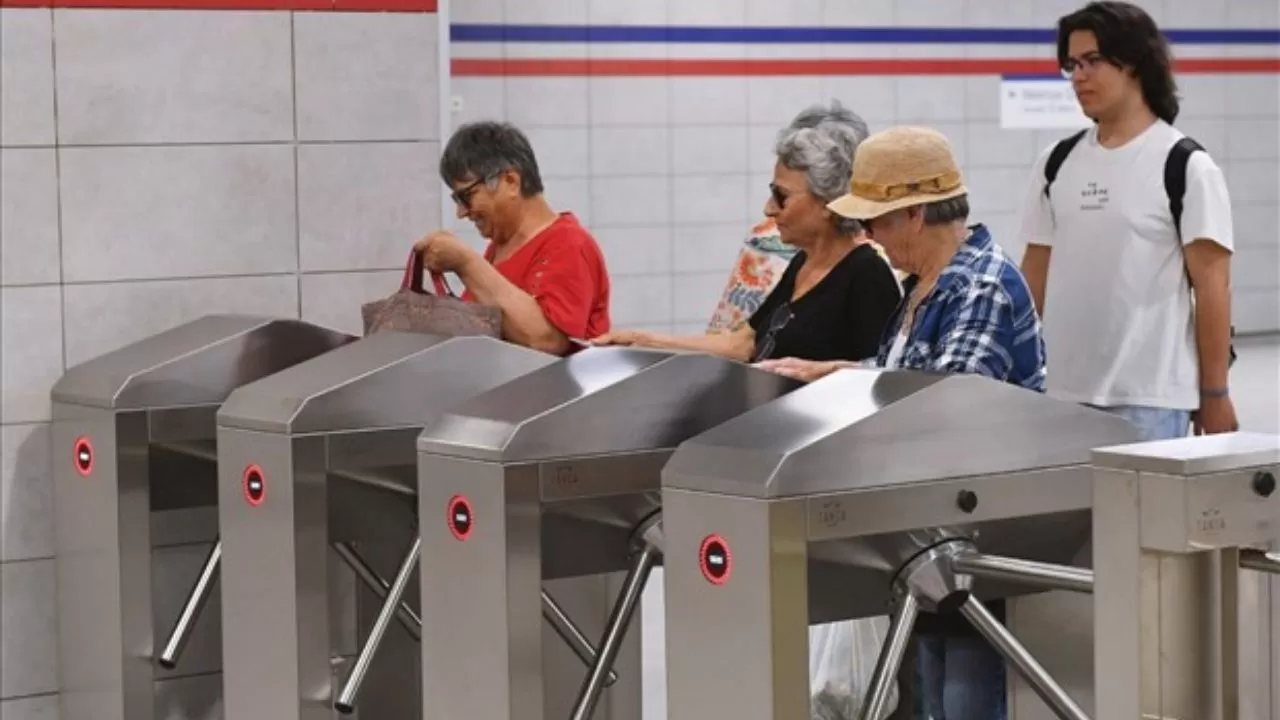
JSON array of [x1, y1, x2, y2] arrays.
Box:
[[400, 250, 459, 298]]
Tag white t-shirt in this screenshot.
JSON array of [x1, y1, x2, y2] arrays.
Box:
[[1019, 120, 1234, 410]]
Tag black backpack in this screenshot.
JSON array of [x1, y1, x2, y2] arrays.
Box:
[[1042, 130, 1237, 367]]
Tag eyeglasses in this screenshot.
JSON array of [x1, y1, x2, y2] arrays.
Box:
[[1060, 51, 1108, 78], [769, 183, 790, 210], [450, 176, 489, 209], [752, 302, 795, 362]]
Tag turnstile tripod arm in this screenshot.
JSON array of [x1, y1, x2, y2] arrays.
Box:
[[158, 539, 222, 669], [569, 543, 660, 720], [335, 537, 421, 715], [1239, 548, 1280, 575], [333, 542, 422, 641], [541, 590, 619, 687], [951, 552, 1094, 594], [958, 596, 1090, 720], [858, 593, 919, 720]]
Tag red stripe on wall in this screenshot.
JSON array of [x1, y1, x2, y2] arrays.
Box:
[[453, 57, 1280, 77], [0, 0, 436, 9]]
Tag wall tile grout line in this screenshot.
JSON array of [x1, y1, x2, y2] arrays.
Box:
[[49, 7, 69, 378], [290, 9, 303, 321]]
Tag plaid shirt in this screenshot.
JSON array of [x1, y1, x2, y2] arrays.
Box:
[[876, 224, 1047, 393]]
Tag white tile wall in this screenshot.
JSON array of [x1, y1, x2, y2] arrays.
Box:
[[300, 270, 405, 336], [53, 10, 294, 145], [297, 141, 441, 272], [0, 286, 64, 425], [1, 424, 55, 562], [58, 145, 299, 282], [0, 9, 56, 147], [294, 12, 440, 141], [0, 149, 61, 286], [1, 560, 59, 698]]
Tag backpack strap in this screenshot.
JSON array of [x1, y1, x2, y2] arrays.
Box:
[[1163, 136, 1237, 366], [1042, 129, 1089, 198], [1164, 136, 1204, 238]]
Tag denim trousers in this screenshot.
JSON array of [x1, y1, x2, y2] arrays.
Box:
[[1094, 404, 1192, 442], [915, 633, 1007, 720]]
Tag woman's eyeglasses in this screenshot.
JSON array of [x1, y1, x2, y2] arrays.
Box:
[[769, 183, 790, 210], [450, 177, 488, 209]]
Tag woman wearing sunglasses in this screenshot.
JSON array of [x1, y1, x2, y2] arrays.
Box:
[[592, 101, 901, 365]]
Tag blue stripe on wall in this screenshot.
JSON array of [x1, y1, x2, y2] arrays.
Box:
[[450, 24, 1280, 45]]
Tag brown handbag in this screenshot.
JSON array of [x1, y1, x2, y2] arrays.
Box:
[[361, 250, 504, 338]]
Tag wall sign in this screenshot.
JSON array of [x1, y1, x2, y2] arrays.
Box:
[[447, 495, 474, 541], [242, 465, 266, 507], [1000, 76, 1091, 130], [699, 534, 732, 586]]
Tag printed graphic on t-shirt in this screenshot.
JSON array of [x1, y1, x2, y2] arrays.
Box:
[[1079, 181, 1110, 212]]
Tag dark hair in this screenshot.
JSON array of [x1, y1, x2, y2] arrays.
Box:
[[439, 121, 544, 197], [1057, 1, 1180, 123], [922, 195, 970, 226]]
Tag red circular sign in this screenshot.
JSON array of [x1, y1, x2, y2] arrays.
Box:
[[73, 436, 94, 477], [242, 465, 266, 507], [699, 534, 732, 586], [447, 495, 474, 541]]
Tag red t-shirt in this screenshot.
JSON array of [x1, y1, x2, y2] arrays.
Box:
[[464, 213, 611, 344]]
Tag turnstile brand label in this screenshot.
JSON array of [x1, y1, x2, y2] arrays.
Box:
[[242, 465, 266, 507], [73, 437, 94, 476], [699, 535, 732, 586], [447, 495, 474, 541]]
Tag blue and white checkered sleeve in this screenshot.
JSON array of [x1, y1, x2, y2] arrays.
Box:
[[932, 277, 1014, 380]]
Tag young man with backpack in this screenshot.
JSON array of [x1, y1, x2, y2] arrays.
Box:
[[1019, 1, 1238, 442]]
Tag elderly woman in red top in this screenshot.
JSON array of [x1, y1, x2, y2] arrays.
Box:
[[414, 121, 611, 355]]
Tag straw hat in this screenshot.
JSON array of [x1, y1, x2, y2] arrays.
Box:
[[827, 126, 968, 221]]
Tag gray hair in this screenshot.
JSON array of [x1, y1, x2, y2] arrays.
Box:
[[774, 101, 870, 235], [440, 121, 544, 197], [922, 195, 971, 225]]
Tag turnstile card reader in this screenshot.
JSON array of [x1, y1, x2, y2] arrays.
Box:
[[216, 332, 558, 720], [660, 368, 1140, 720], [51, 314, 352, 720], [416, 347, 801, 720], [1092, 432, 1280, 720]]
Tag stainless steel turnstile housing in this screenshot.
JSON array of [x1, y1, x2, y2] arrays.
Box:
[[659, 368, 1140, 720], [1092, 432, 1280, 720], [51, 315, 352, 720], [415, 347, 801, 720], [215, 332, 564, 720]]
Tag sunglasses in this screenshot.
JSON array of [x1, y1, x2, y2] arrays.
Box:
[[450, 176, 489, 209], [769, 183, 790, 210]]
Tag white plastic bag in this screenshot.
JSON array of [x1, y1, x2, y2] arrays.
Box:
[[809, 616, 899, 720]]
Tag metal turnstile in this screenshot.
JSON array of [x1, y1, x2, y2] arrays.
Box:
[[415, 347, 802, 720], [51, 315, 352, 720], [215, 331, 597, 720], [658, 368, 1142, 720], [1091, 432, 1280, 720]]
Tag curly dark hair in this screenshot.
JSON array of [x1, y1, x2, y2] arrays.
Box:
[[1057, 1, 1180, 123]]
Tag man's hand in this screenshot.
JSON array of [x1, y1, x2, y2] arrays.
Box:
[[754, 357, 842, 383], [414, 231, 480, 275], [590, 329, 653, 347], [1194, 395, 1239, 435]]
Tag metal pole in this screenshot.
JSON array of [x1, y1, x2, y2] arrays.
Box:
[[333, 541, 422, 641], [334, 537, 420, 715], [858, 593, 920, 720], [157, 539, 222, 669], [951, 553, 1094, 594], [569, 543, 659, 720], [1240, 549, 1280, 575], [541, 590, 618, 687], [958, 596, 1091, 720]]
